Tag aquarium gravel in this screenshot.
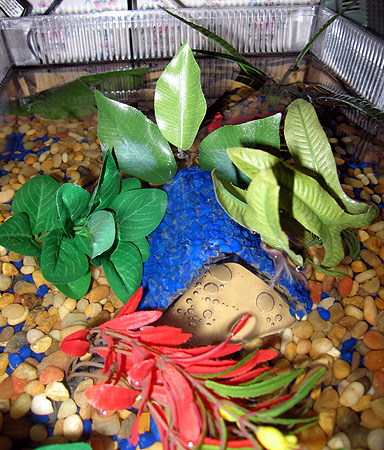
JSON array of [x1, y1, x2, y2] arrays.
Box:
[[141, 167, 311, 315]]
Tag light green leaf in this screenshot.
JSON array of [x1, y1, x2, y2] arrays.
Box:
[[87, 210, 116, 260], [54, 270, 91, 300], [12, 175, 61, 235], [101, 241, 143, 303], [96, 91, 177, 184], [56, 184, 90, 236], [200, 114, 281, 185], [121, 177, 142, 193], [41, 229, 89, 283], [0, 212, 42, 257], [110, 188, 167, 241], [37, 443, 92, 450], [86, 150, 121, 215], [154, 41, 206, 150], [74, 227, 92, 257], [205, 369, 303, 398], [211, 170, 248, 228], [284, 99, 371, 215], [245, 170, 303, 266]]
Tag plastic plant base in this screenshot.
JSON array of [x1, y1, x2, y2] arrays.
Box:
[[158, 262, 297, 346]]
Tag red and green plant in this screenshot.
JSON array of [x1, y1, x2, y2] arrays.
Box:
[[61, 287, 325, 450]]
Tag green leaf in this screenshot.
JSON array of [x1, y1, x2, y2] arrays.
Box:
[[245, 170, 303, 266], [74, 227, 92, 257], [54, 269, 91, 299], [154, 41, 206, 150], [86, 149, 121, 215], [0, 212, 42, 257], [56, 184, 90, 236], [341, 229, 360, 261], [161, 7, 272, 85], [284, 99, 371, 215], [212, 171, 248, 228], [110, 188, 167, 241], [200, 114, 281, 185], [131, 237, 151, 262], [87, 210, 116, 260], [3, 68, 147, 119], [205, 369, 303, 399], [41, 229, 89, 284], [96, 91, 177, 184], [101, 241, 143, 302], [13, 175, 61, 236], [121, 177, 142, 193], [37, 443, 92, 450]]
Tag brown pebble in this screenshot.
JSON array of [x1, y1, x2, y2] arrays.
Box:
[[297, 424, 327, 450], [363, 330, 384, 349], [364, 350, 384, 370], [360, 408, 384, 429], [333, 359, 351, 379], [328, 302, 345, 323], [88, 285, 110, 303]]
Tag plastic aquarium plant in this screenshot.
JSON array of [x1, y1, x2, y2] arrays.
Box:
[[203, 98, 377, 270], [61, 287, 325, 450]]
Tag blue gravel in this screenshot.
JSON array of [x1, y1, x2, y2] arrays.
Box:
[[141, 167, 311, 313], [317, 307, 331, 321]]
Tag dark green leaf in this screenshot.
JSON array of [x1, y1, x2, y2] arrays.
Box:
[[37, 443, 92, 450], [41, 229, 89, 284], [101, 241, 143, 302], [205, 369, 303, 398], [13, 175, 61, 236], [54, 269, 92, 299], [96, 91, 177, 184], [200, 114, 281, 185], [121, 177, 142, 193], [131, 237, 151, 262], [56, 184, 90, 236], [154, 41, 206, 149], [342, 229, 360, 261], [0, 212, 42, 257], [74, 227, 92, 257], [3, 68, 147, 119], [110, 188, 167, 241], [87, 210, 116, 260]]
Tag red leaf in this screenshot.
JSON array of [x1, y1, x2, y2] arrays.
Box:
[[231, 312, 251, 336], [218, 349, 277, 379], [100, 310, 163, 331], [128, 359, 156, 387], [60, 328, 90, 357], [115, 286, 143, 317], [251, 392, 293, 411], [102, 348, 116, 375], [224, 367, 270, 385], [85, 384, 139, 411], [203, 437, 254, 448], [128, 326, 191, 346]]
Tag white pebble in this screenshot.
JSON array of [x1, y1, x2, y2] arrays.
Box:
[[339, 381, 365, 407], [31, 393, 54, 415], [63, 414, 83, 442], [280, 328, 293, 355], [328, 432, 351, 449], [367, 428, 384, 450], [27, 329, 45, 344]]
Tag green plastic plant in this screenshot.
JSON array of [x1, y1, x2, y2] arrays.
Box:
[[0, 150, 167, 302], [207, 99, 377, 268]]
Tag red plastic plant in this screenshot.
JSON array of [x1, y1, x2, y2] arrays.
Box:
[[61, 287, 324, 450]]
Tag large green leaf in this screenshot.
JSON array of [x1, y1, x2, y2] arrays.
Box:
[[96, 91, 177, 184], [121, 177, 142, 193], [3, 68, 147, 119], [87, 150, 121, 215], [12, 175, 61, 236], [54, 269, 91, 300], [154, 41, 206, 150], [228, 147, 376, 267], [0, 212, 42, 257], [56, 184, 90, 236], [101, 241, 143, 303], [40, 229, 89, 283], [87, 210, 116, 260], [245, 170, 303, 266], [131, 237, 151, 263], [284, 99, 371, 215], [110, 188, 168, 241], [200, 114, 281, 185]]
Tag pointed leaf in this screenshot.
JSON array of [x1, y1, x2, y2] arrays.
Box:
[[56, 184, 90, 236], [110, 189, 167, 241], [40, 229, 89, 283], [154, 41, 206, 149], [115, 286, 143, 317], [128, 326, 191, 346], [200, 114, 281, 184], [55, 269, 91, 300], [85, 384, 139, 411], [74, 227, 92, 257], [87, 210, 116, 260], [100, 310, 162, 331], [245, 170, 303, 266], [12, 175, 61, 235], [121, 177, 142, 193], [285, 99, 371, 215], [96, 90, 177, 183], [0, 212, 42, 257], [132, 237, 151, 262], [128, 359, 156, 387]]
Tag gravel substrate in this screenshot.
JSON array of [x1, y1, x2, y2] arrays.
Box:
[[0, 91, 384, 450]]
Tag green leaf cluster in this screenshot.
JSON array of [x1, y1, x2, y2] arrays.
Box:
[[206, 99, 377, 268], [0, 151, 167, 302]]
